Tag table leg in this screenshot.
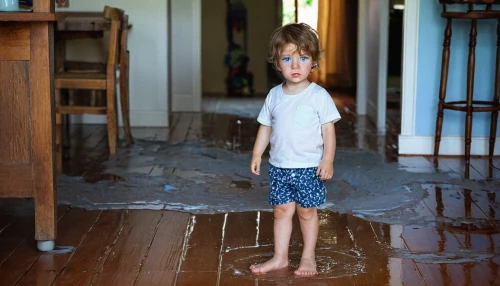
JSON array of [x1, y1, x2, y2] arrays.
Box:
[[55, 37, 66, 73]]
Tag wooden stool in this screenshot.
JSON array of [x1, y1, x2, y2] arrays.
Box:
[[434, 0, 500, 178]]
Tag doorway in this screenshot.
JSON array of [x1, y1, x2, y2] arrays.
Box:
[[170, 0, 405, 140]]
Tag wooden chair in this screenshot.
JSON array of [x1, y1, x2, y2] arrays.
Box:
[[62, 10, 133, 145], [55, 6, 130, 172]]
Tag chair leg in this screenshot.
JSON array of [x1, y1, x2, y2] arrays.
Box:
[[120, 50, 133, 144], [106, 85, 118, 154], [434, 18, 453, 156], [55, 89, 63, 174], [464, 19, 478, 179], [489, 19, 500, 159]]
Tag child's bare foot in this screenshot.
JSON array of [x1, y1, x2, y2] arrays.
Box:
[[294, 257, 317, 276], [249, 256, 288, 275]]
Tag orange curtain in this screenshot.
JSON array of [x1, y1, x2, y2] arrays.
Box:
[[309, 0, 357, 90]]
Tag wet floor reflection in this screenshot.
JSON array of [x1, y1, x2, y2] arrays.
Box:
[[83, 173, 125, 183], [178, 209, 500, 285]]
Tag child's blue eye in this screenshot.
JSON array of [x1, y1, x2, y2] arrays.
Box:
[[282, 57, 291, 62], [300, 56, 309, 62]]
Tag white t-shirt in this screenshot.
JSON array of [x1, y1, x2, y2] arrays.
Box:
[[257, 82, 341, 168]]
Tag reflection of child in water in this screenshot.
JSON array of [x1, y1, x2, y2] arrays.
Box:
[[250, 23, 341, 276]]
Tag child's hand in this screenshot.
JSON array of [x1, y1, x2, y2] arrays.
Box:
[[316, 161, 334, 181], [250, 156, 262, 175]]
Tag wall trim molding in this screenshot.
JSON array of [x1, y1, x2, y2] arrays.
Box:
[[400, 0, 420, 137], [376, 0, 389, 134], [356, 1, 367, 115], [399, 135, 500, 155]]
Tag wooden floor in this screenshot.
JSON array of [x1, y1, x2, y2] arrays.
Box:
[[1, 206, 499, 285], [1, 93, 500, 285]]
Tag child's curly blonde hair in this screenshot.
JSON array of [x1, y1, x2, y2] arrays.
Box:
[[267, 23, 322, 70]]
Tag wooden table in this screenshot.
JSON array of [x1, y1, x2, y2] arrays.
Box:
[[0, 4, 57, 251]]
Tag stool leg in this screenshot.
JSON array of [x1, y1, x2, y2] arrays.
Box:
[[55, 89, 63, 174], [489, 19, 500, 159], [465, 19, 478, 179], [434, 18, 453, 156]]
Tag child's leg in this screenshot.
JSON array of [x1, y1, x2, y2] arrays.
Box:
[[295, 205, 319, 276], [250, 201, 295, 274]]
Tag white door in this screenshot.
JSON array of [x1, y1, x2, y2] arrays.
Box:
[[170, 0, 202, 112], [357, 0, 389, 134]]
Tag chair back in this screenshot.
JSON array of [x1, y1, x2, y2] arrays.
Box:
[[103, 6, 124, 69]]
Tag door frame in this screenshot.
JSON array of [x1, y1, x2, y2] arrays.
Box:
[[399, 0, 419, 140], [356, 0, 389, 135], [169, 0, 202, 112]]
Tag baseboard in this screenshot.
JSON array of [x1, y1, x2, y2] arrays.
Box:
[[69, 110, 169, 127], [398, 135, 500, 155]]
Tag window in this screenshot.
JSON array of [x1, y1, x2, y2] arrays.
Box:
[[282, 0, 318, 30]]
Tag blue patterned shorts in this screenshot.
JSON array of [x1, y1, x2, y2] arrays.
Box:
[[269, 164, 326, 208]]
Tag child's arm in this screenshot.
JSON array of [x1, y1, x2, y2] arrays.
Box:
[[250, 125, 272, 175], [317, 121, 336, 180]]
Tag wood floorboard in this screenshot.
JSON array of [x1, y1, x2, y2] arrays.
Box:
[[397, 156, 436, 173], [0, 214, 34, 266], [186, 113, 203, 142], [489, 157, 500, 178], [402, 225, 463, 253], [16, 208, 102, 285], [175, 213, 225, 285], [175, 271, 218, 286], [135, 211, 190, 286], [256, 211, 274, 247], [435, 156, 483, 180], [169, 113, 192, 143], [347, 215, 393, 285], [421, 184, 490, 221], [417, 263, 457, 286], [93, 210, 164, 285], [424, 156, 466, 180], [176, 213, 226, 281], [53, 210, 128, 285], [462, 189, 500, 221], [470, 157, 497, 179], [401, 259, 427, 286], [0, 207, 14, 233], [0, 205, 70, 285], [219, 212, 261, 286]]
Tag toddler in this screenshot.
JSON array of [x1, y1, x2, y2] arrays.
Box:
[[250, 23, 341, 277]]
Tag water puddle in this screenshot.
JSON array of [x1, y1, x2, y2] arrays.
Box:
[[83, 173, 125, 183], [179, 210, 500, 284], [230, 180, 253, 191]]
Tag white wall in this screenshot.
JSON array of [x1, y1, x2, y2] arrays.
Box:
[[58, 0, 169, 127], [170, 0, 201, 112], [399, 0, 500, 155]]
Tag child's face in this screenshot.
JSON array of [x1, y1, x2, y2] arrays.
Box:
[[277, 44, 314, 84]]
